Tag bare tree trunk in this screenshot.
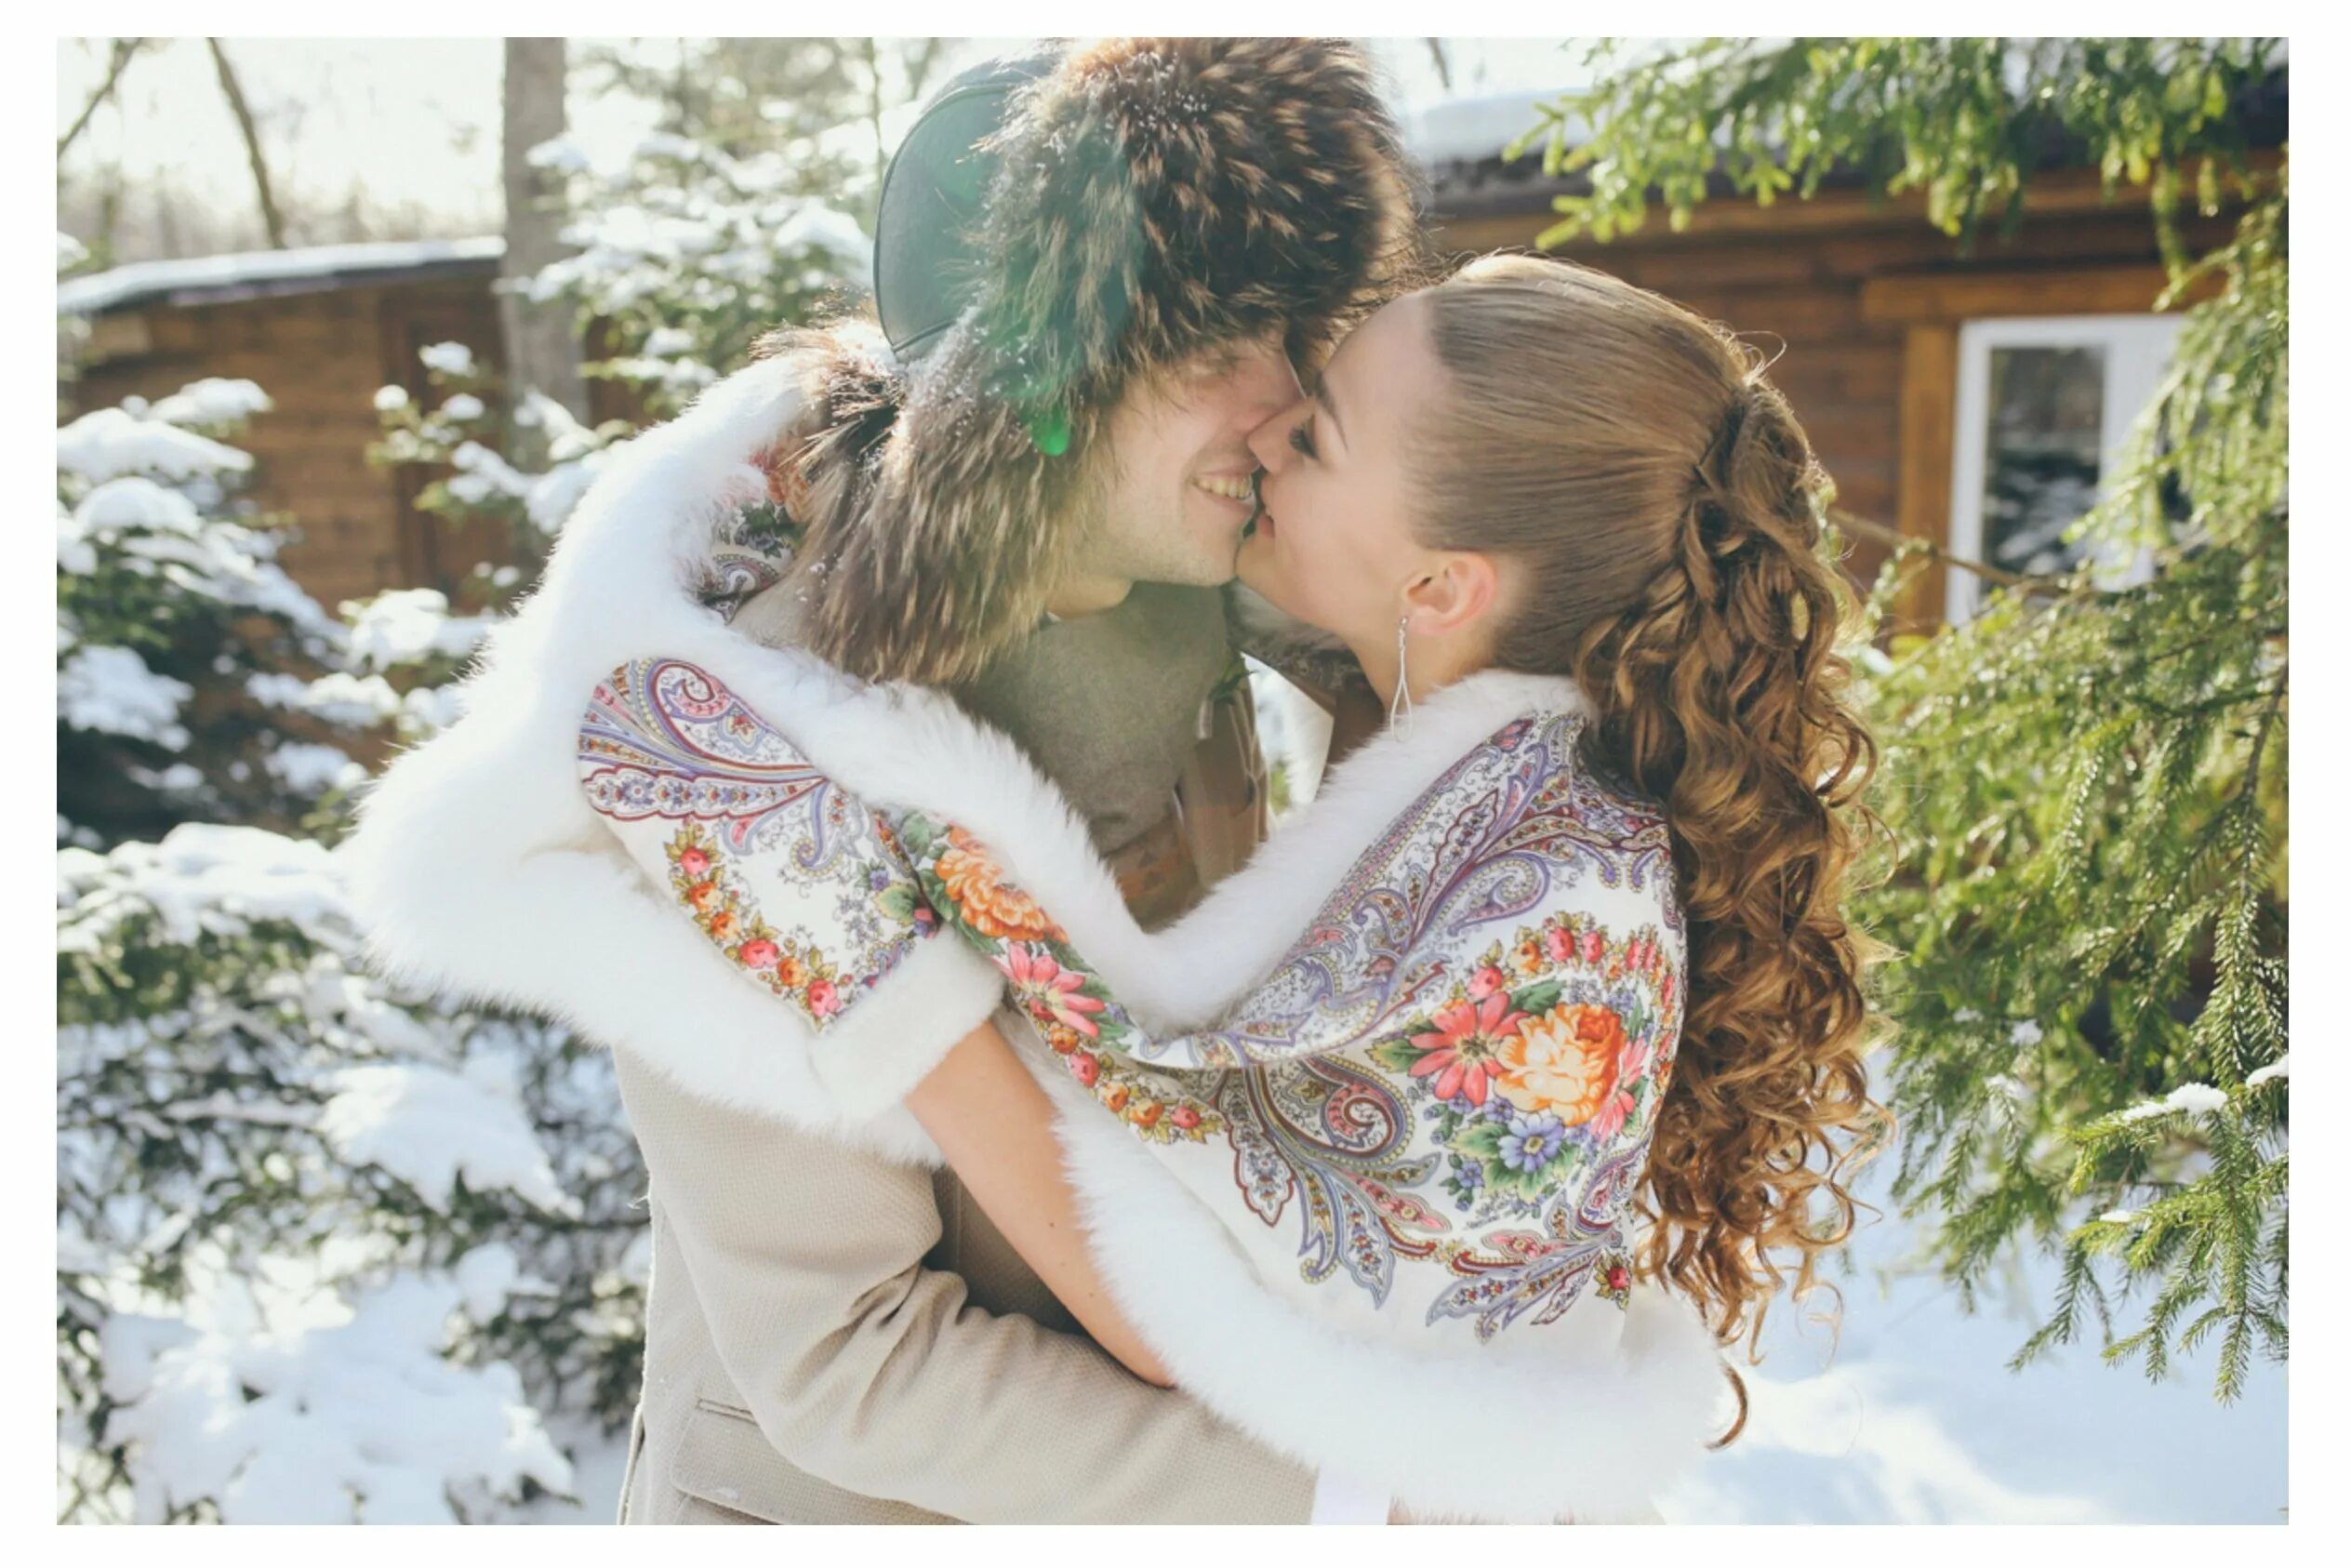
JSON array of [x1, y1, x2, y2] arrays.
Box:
[[206, 39, 286, 248], [499, 37, 590, 446], [59, 38, 146, 162]]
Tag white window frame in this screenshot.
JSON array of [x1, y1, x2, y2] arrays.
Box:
[[1946, 313, 2182, 624]]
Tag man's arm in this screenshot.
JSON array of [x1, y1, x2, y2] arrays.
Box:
[[613, 1050, 1317, 1523]]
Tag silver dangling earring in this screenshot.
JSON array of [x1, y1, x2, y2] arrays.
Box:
[[1388, 614, 1415, 734]]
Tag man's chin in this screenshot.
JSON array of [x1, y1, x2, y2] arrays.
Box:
[[1158, 526, 1254, 589]]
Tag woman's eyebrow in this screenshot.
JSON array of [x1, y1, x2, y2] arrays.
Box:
[[1311, 374, 1346, 447]]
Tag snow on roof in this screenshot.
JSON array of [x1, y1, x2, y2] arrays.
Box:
[[57, 235, 505, 318], [1404, 90, 1583, 170]]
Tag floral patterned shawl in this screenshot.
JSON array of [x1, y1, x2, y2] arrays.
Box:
[[577, 651, 1729, 1521]]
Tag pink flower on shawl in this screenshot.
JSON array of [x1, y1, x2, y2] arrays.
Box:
[[997, 942, 1106, 1039], [1406, 993, 1529, 1108], [1587, 1031, 1656, 1144]]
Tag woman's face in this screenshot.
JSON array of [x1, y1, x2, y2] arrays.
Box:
[[1240, 293, 1456, 649]]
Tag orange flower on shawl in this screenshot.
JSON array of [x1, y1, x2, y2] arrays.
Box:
[[1494, 1003, 1626, 1125], [934, 827, 1065, 943]]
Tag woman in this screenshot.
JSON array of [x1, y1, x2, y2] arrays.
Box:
[[569, 254, 1888, 1521]]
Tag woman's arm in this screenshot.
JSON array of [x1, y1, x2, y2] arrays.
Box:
[[903, 1016, 1174, 1389]]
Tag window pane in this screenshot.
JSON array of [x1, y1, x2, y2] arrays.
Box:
[[1980, 345, 2105, 577]]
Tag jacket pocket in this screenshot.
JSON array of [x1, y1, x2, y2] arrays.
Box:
[[673, 1398, 963, 1524], [669, 1401, 795, 1522]]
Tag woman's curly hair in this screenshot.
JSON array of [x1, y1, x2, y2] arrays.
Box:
[[1416, 254, 1893, 1365]]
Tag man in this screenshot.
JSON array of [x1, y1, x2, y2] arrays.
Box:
[[345, 39, 1415, 1523], [604, 41, 1412, 1524]]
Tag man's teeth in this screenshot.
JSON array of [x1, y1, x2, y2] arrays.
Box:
[[1192, 473, 1255, 501]]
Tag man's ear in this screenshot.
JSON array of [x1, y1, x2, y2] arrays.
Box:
[[1401, 551, 1503, 640]]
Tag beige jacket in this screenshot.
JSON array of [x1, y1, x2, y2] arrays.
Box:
[[611, 1027, 1318, 1524], [608, 584, 1318, 1524]]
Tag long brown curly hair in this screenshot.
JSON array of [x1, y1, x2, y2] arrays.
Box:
[[1416, 254, 1893, 1364]]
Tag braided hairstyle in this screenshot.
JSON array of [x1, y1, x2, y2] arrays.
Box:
[[1415, 254, 1892, 1357]]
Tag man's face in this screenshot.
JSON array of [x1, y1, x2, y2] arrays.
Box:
[[1083, 338, 1302, 588]]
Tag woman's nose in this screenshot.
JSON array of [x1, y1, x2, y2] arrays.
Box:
[[1247, 399, 1310, 473]]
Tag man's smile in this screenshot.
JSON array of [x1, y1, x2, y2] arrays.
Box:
[[1189, 471, 1257, 504]]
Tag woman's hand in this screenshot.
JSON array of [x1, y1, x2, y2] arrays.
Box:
[[905, 1017, 1176, 1389]]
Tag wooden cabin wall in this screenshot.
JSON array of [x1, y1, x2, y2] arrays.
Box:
[[70, 273, 508, 614], [1428, 197, 2238, 624]]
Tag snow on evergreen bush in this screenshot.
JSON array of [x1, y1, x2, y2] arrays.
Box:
[[57, 812, 648, 1522], [56, 385, 647, 1524], [59, 109, 872, 1521], [522, 128, 870, 417]]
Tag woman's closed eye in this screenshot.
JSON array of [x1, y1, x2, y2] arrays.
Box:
[[1287, 419, 1318, 460]]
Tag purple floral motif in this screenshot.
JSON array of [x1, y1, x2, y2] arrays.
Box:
[[1497, 1111, 1568, 1172]]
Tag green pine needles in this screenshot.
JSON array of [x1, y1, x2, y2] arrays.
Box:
[[1520, 38, 2286, 1402]]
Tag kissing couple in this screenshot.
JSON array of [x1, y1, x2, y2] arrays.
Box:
[[350, 37, 1880, 1525]]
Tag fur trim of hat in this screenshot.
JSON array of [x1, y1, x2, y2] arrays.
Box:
[[786, 37, 1423, 687]]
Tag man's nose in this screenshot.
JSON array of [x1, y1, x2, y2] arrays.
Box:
[[1232, 353, 1304, 429], [1247, 399, 1311, 473]]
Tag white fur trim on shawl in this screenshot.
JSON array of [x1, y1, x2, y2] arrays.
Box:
[[342, 354, 1005, 1164]]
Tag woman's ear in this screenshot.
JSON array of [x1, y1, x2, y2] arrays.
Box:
[[1401, 551, 1503, 640]]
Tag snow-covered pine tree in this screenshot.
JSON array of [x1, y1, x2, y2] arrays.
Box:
[[59, 56, 888, 1514], [516, 115, 875, 421], [57, 366, 646, 1522], [1516, 37, 2287, 1401], [362, 102, 879, 591], [57, 374, 355, 847]]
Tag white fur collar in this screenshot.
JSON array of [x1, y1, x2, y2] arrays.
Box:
[[343, 354, 1005, 1164]]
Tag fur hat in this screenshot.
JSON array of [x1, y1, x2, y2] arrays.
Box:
[[789, 37, 1422, 686]]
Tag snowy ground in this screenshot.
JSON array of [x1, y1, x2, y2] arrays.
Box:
[[1654, 1155, 2287, 1524]]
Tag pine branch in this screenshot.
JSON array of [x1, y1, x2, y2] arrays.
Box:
[[1829, 507, 2101, 596]]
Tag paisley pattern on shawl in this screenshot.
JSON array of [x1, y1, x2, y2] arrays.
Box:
[[901, 710, 1688, 1343], [690, 446, 806, 617], [578, 658, 933, 1028]]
